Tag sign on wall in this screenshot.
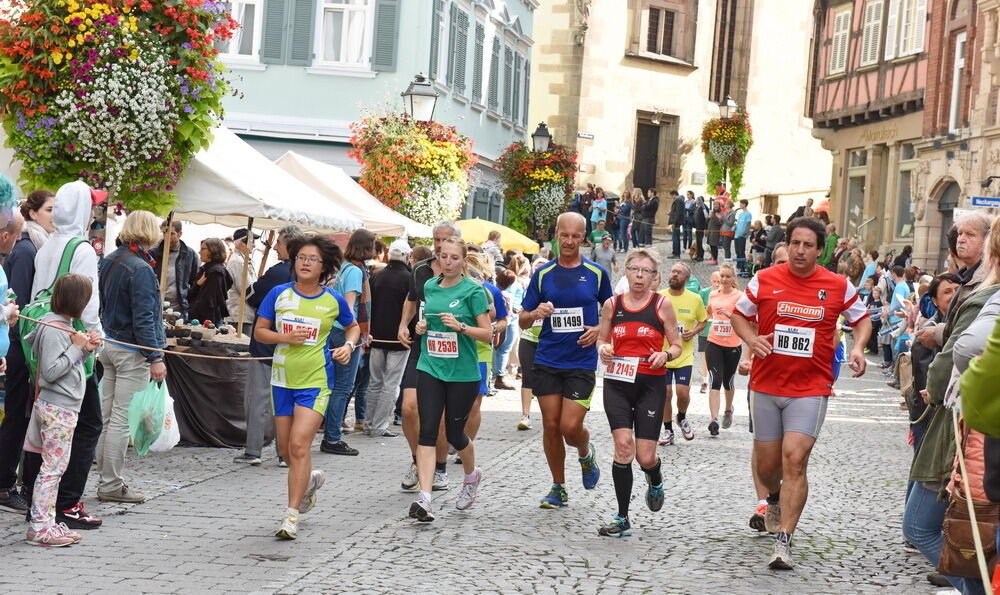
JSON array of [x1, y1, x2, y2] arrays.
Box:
[[970, 196, 1000, 208]]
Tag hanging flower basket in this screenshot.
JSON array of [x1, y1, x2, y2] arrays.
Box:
[[0, 0, 238, 215], [498, 141, 577, 235], [701, 110, 753, 199], [349, 111, 477, 226]]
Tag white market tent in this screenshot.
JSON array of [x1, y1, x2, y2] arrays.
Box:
[[172, 126, 363, 233], [274, 151, 432, 238]]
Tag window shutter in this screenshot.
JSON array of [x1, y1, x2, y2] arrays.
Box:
[[488, 36, 500, 111], [512, 53, 522, 124], [523, 60, 530, 126], [447, 4, 458, 86], [286, 0, 315, 66], [829, 10, 850, 74], [884, 0, 899, 60], [503, 45, 513, 118], [451, 9, 469, 95], [860, 1, 883, 66], [260, 0, 287, 64], [472, 22, 484, 103], [912, 0, 927, 53], [372, 0, 400, 72], [859, 4, 872, 66], [429, 0, 444, 80], [647, 7, 660, 53]]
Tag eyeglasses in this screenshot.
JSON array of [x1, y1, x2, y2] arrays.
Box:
[[625, 266, 657, 276], [295, 255, 322, 264]]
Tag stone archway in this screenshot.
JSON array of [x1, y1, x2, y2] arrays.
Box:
[[914, 177, 960, 272]]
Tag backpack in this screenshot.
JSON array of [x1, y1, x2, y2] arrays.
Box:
[[19, 238, 95, 381]]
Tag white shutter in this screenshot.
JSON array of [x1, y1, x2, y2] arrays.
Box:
[[884, 0, 899, 60], [830, 9, 851, 74], [860, 0, 883, 66], [912, 0, 927, 53]]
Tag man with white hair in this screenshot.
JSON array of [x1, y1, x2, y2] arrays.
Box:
[[365, 239, 414, 437]]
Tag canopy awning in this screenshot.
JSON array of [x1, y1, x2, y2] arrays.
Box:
[[274, 151, 432, 238], [171, 127, 363, 233]]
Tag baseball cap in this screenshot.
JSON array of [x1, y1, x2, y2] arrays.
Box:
[[389, 238, 412, 259], [233, 227, 260, 243]]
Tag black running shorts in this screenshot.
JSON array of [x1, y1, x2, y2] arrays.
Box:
[[532, 365, 595, 409], [603, 373, 665, 441], [401, 346, 420, 390], [518, 339, 538, 390]]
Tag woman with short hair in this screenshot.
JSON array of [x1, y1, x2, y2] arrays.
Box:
[[187, 238, 233, 325]]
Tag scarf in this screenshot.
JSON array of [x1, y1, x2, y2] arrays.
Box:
[[129, 242, 156, 268], [23, 220, 49, 250]]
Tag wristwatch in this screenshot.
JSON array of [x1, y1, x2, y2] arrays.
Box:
[[345, 340, 357, 351], [459, 323, 468, 333]]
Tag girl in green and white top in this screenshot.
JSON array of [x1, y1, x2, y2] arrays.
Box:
[[411, 237, 492, 522]]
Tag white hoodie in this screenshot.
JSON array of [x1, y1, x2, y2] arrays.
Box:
[[31, 181, 104, 338]]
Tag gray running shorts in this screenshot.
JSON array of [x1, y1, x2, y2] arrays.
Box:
[[749, 391, 829, 441]]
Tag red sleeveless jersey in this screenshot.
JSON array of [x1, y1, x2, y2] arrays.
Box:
[[610, 293, 667, 376], [735, 263, 869, 396]]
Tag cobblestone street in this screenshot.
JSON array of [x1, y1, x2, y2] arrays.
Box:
[[0, 251, 941, 594]]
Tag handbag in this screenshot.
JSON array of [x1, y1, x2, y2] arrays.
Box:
[[937, 416, 1000, 580]]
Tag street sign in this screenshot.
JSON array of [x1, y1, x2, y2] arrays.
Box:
[[970, 196, 1000, 208], [577, 132, 594, 140]]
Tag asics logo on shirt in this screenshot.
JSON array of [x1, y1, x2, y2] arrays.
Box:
[[449, 299, 460, 307], [776, 301, 824, 321]]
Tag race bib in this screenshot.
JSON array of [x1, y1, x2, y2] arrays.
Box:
[[550, 307, 584, 333], [426, 331, 459, 358], [605, 356, 639, 383], [713, 321, 733, 337], [280, 314, 321, 346], [677, 323, 686, 337], [418, 301, 425, 321], [773, 324, 815, 358]]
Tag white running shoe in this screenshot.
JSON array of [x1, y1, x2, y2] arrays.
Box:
[[516, 415, 532, 430], [432, 470, 449, 491], [275, 515, 298, 540], [456, 468, 484, 510], [299, 469, 325, 514], [401, 463, 419, 492]]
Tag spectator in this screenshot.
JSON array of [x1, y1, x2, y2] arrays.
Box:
[[819, 223, 839, 268], [592, 233, 618, 277], [693, 196, 709, 262], [719, 201, 736, 262], [630, 188, 644, 249], [642, 188, 660, 247], [764, 214, 783, 267], [234, 225, 305, 466], [187, 238, 234, 325], [581, 186, 594, 236], [482, 230, 503, 265], [492, 268, 518, 390], [683, 190, 696, 252], [588, 219, 610, 246], [734, 199, 752, 274], [859, 250, 879, 289], [151, 220, 198, 320], [749, 220, 766, 272], [707, 208, 722, 265], [591, 188, 607, 231], [893, 245, 913, 269], [225, 227, 259, 332], [791, 198, 814, 220], [668, 190, 684, 258], [830, 237, 849, 273], [616, 192, 632, 253], [865, 283, 883, 354], [817, 210, 830, 225], [96, 210, 167, 504]]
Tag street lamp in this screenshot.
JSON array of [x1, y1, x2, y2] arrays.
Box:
[[531, 122, 552, 152], [401, 74, 439, 121], [718, 95, 738, 120]]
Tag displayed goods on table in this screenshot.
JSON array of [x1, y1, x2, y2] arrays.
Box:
[[162, 303, 249, 352]]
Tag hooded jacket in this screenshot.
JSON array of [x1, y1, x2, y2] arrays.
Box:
[[150, 238, 198, 318], [30, 181, 103, 339], [24, 312, 87, 412]]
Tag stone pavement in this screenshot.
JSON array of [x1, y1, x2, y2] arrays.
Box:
[[0, 239, 947, 594]]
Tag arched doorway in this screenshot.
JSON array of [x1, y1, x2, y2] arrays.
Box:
[[937, 181, 960, 272]]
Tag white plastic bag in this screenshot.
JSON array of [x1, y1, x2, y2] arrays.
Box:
[[148, 395, 180, 453]]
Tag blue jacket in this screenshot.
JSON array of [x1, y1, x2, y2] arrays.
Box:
[[246, 260, 294, 358], [735, 210, 752, 238], [4, 233, 36, 309], [99, 246, 166, 363]]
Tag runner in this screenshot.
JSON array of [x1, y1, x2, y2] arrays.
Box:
[[254, 235, 359, 540], [595, 249, 682, 536], [409, 237, 492, 522], [705, 263, 743, 436], [697, 271, 721, 394], [520, 212, 612, 509], [730, 218, 872, 569], [461, 251, 506, 451], [517, 260, 547, 430], [658, 262, 707, 444], [397, 222, 460, 493]]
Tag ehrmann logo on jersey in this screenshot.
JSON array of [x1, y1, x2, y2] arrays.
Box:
[[776, 301, 824, 321]]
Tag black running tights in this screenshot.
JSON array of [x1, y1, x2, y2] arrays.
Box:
[[416, 371, 479, 450]]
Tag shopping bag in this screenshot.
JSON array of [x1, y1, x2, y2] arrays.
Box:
[[127, 381, 167, 456], [148, 396, 180, 453]]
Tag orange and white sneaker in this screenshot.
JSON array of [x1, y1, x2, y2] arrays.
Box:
[[749, 503, 767, 532]]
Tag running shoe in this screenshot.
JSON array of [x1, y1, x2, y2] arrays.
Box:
[[677, 417, 695, 440], [26, 525, 75, 547], [539, 485, 569, 509], [432, 470, 449, 491], [408, 499, 435, 522], [0, 487, 29, 513], [645, 478, 664, 512], [299, 469, 325, 514], [597, 515, 632, 538], [722, 410, 734, 429], [516, 415, 532, 430], [580, 442, 600, 489], [401, 463, 419, 492], [456, 467, 484, 510], [708, 420, 720, 437], [764, 503, 781, 534], [278, 457, 288, 468], [54, 522, 82, 543], [233, 453, 262, 465], [658, 429, 675, 446], [275, 514, 298, 540], [57, 501, 102, 530], [749, 503, 767, 532], [768, 533, 793, 570], [700, 381, 708, 394], [393, 415, 402, 426]]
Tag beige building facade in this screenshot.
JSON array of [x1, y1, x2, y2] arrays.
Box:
[[528, 0, 831, 228]]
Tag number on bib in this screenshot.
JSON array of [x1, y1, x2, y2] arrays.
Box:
[[280, 314, 321, 346], [713, 321, 733, 337], [426, 331, 459, 358], [605, 356, 639, 383], [773, 324, 815, 358], [550, 307, 585, 334]]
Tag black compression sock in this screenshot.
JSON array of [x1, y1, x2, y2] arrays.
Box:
[[663, 421, 673, 433], [641, 458, 663, 486], [435, 461, 447, 473], [766, 491, 780, 505], [612, 461, 633, 518], [676, 411, 686, 422]]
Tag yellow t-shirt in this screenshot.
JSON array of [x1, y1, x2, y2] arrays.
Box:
[[659, 289, 708, 368]]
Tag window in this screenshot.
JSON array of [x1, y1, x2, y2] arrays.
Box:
[[216, 1, 263, 60], [447, 5, 469, 95], [859, 0, 883, 66], [522, 60, 530, 126], [512, 53, 522, 124], [503, 45, 514, 119], [472, 22, 485, 104], [710, 0, 753, 104], [429, 0, 446, 80], [317, 0, 373, 68], [884, 0, 926, 60], [949, 32, 967, 133], [829, 7, 851, 75], [896, 158, 916, 239], [849, 149, 868, 167], [646, 7, 676, 56], [900, 142, 915, 160], [488, 36, 500, 112]]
